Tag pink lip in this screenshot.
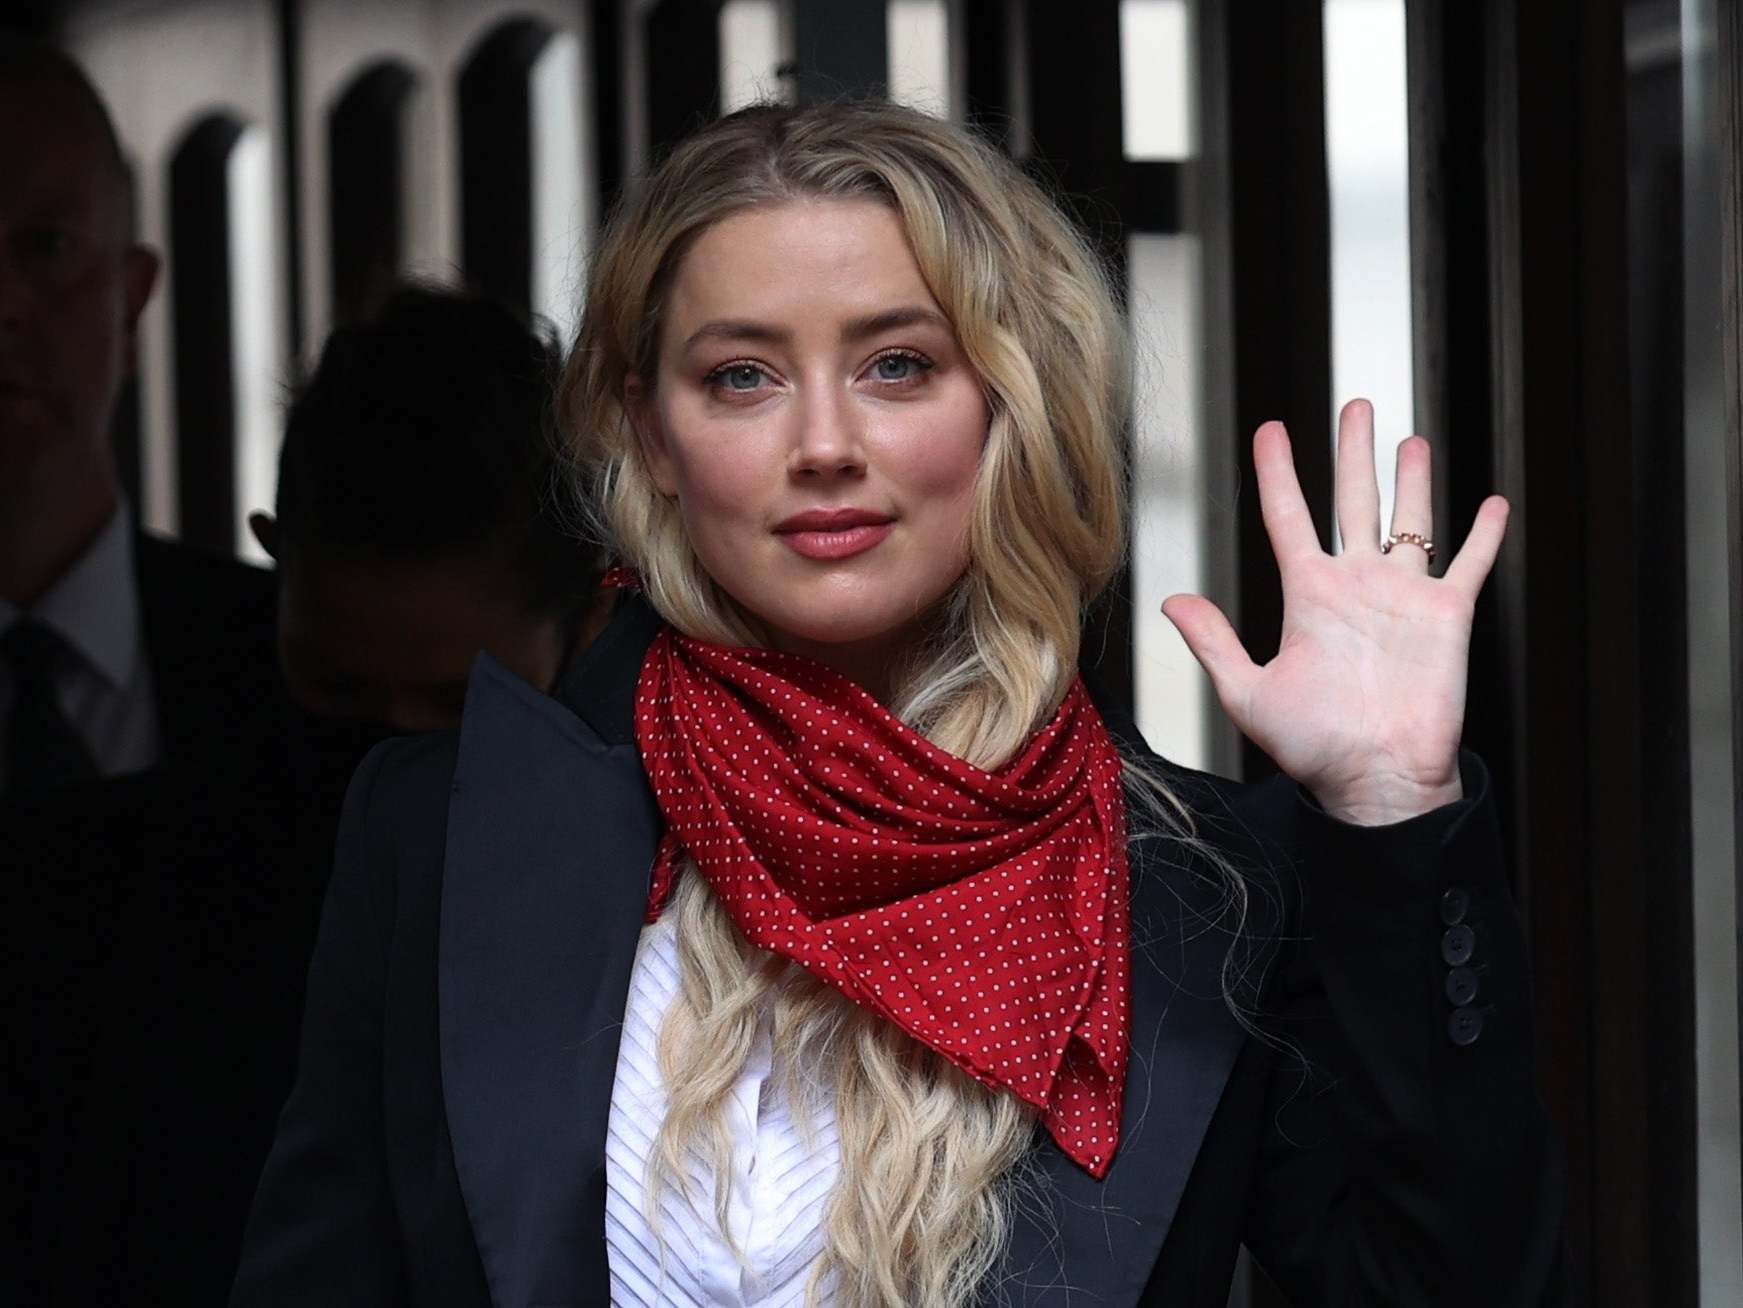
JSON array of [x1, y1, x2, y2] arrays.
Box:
[[775, 507, 893, 532], [773, 507, 895, 561]]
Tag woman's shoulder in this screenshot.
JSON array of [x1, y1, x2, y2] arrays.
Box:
[[1080, 675, 1302, 872], [1096, 738, 1299, 950], [344, 626, 647, 859]]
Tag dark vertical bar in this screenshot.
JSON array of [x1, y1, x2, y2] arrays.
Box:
[[1485, 0, 1596, 1289], [1405, 1, 1517, 895], [590, 0, 626, 209], [1522, 0, 1639, 1295], [644, 0, 722, 158], [277, 0, 304, 366], [1622, 3, 1697, 1297], [1495, 0, 1689, 1299], [1229, 0, 1329, 1264], [328, 65, 414, 327], [962, 0, 1015, 146], [1478, 1, 1611, 1289], [1483, 0, 1530, 928], [792, 0, 887, 103], [1020, 0, 1133, 716], [1190, 0, 1244, 787], [169, 117, 243, 554], [1717, 0, 1743, 1206], [459, 20, 548, 317], [1224, 1, 1333, 784], [1022, 1, 1129, 275]]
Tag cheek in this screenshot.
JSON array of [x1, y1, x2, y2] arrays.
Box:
[[671, 447, 759, 513], [58, 266, 125, 344], [929, 440, 984, 506], [893, 394, 988, 517], [43, 282, 126, 395], [658, 403, 776, 532], [669, 453, 768, 570]]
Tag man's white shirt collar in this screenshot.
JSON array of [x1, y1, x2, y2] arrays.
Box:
[[0, 501, 141, 687]]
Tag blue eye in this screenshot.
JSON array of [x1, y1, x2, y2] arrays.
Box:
[[712, 363, 768, 392], [870, 352, 930, 382]]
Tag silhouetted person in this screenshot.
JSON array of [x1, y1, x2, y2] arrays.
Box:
[[249, 284, 609, 733], [0, 34, 281, 802], [2, 36, 320, 1305]]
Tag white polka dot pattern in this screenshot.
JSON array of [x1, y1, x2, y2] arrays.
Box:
[[631, 627, 1132, 1178]]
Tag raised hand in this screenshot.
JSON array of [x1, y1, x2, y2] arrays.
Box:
[[1161, 399, 1510, 826]]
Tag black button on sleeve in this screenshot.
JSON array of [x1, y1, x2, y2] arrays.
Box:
[[1438, 885, 1471, 926], [1441, 924, 1475, 967], [1445, 966, 1480, 1007], [1448, 1006, 1485, 1046]]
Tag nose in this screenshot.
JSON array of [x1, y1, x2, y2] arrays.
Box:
[[787, 384, 866, 479]]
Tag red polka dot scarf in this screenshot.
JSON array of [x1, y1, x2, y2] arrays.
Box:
[[632, 625, 1132, 1178]]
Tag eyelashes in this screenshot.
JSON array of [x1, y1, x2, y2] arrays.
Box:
[[864, 349, 933, 383], [702, 348, 937, 398], [709, 361, 770, 393]]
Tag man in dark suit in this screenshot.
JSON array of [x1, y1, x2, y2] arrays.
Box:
[[1, 36, 362, 1303], [0, 33, 284, 800]]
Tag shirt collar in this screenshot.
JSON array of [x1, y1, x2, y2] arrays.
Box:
[[0, 502, 141, 689]]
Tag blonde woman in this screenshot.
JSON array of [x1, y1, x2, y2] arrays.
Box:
[[232, 103, 1563, 1307]]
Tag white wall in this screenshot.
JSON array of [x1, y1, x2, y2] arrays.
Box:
[[721, 0, 791, 112], [1322, 0, 1415, 551]]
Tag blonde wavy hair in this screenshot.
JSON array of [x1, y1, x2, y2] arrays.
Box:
[[561, 100, 1246, 1306]]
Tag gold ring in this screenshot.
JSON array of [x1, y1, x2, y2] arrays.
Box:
[[1382, 531, 1436, 564]]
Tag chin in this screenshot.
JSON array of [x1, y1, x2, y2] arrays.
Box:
[[703, 543, 966, 659], [747, 584, 955, 661]]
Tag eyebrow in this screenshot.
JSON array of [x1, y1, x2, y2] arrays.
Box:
[[679, 305, 950, 353]]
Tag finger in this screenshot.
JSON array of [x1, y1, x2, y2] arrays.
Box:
[[1441, 494, 1511, 601], [1334, 399, 1382, 554], [1161, 594, 1260, 712], [1385, 435, 1435, 573], [1252, 422, 1323, 573]]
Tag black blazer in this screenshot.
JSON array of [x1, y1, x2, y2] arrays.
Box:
[[8, 535, 379, 1305], [231, 595, 1565, 1306]]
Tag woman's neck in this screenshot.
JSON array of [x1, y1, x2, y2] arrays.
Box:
[[764, 624, 920, 704]]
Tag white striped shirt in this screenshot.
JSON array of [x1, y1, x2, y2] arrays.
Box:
[[604, 914, 841, 1306]]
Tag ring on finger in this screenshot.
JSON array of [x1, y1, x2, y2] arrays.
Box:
[[1382, 531, 1436, 564]]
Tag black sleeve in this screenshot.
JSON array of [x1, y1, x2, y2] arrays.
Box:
[[228, 743, 407, 1307], [1241, 749, 1567, 1305]]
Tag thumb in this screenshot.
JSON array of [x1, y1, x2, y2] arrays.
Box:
[[1161, 594, 1259, 710]]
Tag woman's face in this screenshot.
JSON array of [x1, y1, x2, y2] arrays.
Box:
[[636, 198, 989, 692]]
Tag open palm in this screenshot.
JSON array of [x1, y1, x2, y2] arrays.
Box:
[[1162, 400, 1510, 825]]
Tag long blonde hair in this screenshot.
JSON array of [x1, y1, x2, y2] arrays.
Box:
[[562, 100, 1246, 1306]]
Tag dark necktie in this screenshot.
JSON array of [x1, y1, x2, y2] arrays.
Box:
[[3, 619, 100, 796]]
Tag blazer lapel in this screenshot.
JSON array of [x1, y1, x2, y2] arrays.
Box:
[[991, 861, 1246, 1305], [439, 605, 662, 1307]]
